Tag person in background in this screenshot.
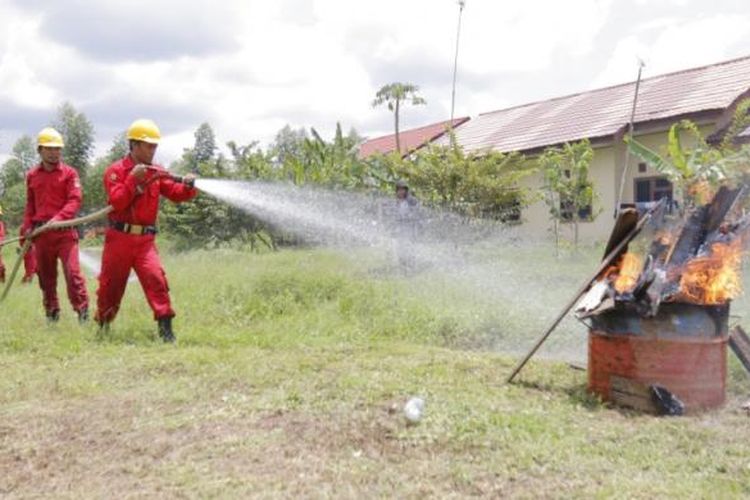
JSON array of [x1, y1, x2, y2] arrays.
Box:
[[21, 128, 88, 323], [393, 179, 421, 271]]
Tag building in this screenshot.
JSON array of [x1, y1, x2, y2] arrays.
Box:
[[442, 55, 750, 242], [358, 117, 470, 159]]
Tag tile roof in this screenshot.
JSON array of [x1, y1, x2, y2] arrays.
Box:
[[443, 55, 750, 154], [358, 117, 470, 158]]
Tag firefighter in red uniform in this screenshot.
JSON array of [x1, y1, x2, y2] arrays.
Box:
[[96, 119, 197, 342], [22, 128, 89, 322], [0, 204, 6, 283]]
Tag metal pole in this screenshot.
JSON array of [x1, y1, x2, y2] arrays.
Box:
[[506, 201, 663, 383], [450, 0, 466, 122], [615, 60, 645, 216]]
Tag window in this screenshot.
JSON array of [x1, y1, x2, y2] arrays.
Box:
[[638, 162, 647, 173], [634, 177, 673, 203]]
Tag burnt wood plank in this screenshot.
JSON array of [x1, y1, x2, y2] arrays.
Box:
[[610, 375, 658, 414], [603, 208, 638, 259], [667, 187, 742, 267]]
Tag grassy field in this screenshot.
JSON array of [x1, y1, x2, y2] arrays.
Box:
[[1, 244, 750, 498]]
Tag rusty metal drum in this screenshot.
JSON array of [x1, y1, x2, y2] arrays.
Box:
[[587, 303, 728, 412]]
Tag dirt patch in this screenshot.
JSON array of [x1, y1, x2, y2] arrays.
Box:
[[0, 395, 452, 498]]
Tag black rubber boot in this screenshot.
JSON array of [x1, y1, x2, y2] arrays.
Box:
[[77, 307, 89, 324], [157, 317, 176, 343], [46, 309, 60, 324]]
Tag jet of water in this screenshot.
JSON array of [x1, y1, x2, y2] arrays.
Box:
[[194, 178, 589, 361]]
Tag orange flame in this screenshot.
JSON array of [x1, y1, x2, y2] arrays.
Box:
[[612, 253, 643, 294], [678, 240, 743, 305]]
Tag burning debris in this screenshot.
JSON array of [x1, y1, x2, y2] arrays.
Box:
[[577, 185, 750, 414], [577, 186, 748, 319]]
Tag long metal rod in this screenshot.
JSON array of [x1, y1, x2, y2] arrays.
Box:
[[615, 60, 645, 216], [506, 204, 660, 383], [450, 1, 465, 122]]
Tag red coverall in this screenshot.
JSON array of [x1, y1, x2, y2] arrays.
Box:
[[95, 155, 197, 323], [22, 163, 88, 314], [0, 220, 6, 282]]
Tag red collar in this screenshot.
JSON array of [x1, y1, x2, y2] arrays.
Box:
[[39, 162, 62, 172]]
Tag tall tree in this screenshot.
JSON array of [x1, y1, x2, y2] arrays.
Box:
[[52, 102, 95, 181], [1, 135, 36, 193], [0, 135, 38, 224], [12, 135, 37, 172], [372, 83, 426, 155], [84, 131, 128, 211], [269, 125, 308, 165], [193, 122, 217, 165], [105, 131, 128, 163]]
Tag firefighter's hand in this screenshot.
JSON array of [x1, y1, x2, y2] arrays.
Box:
[[132, 164, 148, 181], [183, 173, 196, 187]]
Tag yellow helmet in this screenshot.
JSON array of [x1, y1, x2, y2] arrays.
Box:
[[37, 127, 65, 148], [127, 119, 161, 144]]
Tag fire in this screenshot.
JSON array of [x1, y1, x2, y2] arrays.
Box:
[[678, 240, 743, 305], [611, 252, 643, 294]]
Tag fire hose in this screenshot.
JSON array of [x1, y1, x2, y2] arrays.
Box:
[[0, 167, 195, 304], [0, 206, 114, 303]]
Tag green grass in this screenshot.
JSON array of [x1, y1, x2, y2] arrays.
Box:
[[1, 245, 750, 498]]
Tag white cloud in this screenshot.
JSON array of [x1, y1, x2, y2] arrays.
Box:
[[0, 12, 59, 109], [594, 13, 750, 87], [0, 0, 749, 167]]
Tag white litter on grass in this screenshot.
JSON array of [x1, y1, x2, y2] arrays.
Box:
[[404, 397, 425, 423]]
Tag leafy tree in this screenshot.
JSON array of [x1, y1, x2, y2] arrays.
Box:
[[371, 133, 535, 222], [539, 140, 598, 251], [229, 140, 275, 179], [106, 131, 128, 162], [12, 135, 37, 172], [193, 122, 217, 165], [0, 135, 38, 225], [84, 131, 128, 212], [52, 102, 95, 181], [269, 125, 308, 166], [372, 83, 426, 155], [1, 135, 36, 190], [718, 98, 750, 154]]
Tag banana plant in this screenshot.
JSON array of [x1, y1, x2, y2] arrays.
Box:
[[626, 120, 727, 206]]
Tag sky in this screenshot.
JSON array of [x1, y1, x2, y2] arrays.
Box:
[[1, 0, 749, 164]]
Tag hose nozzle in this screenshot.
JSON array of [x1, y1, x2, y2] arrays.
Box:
[[168, 174, 195, 188]]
